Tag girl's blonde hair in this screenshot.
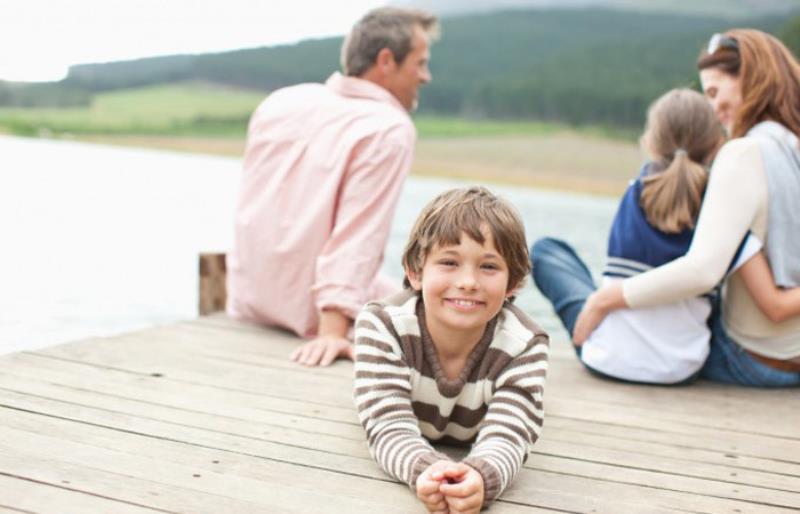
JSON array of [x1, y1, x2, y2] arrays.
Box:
[[639, 88, 725, 233]]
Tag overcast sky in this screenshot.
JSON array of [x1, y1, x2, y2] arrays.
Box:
[[2, 0, 386, 82]]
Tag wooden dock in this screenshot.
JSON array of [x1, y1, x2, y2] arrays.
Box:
[[1, 314, 798, 513]]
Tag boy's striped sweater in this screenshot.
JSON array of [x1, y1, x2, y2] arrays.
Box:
[[353, 290, 549, 505]]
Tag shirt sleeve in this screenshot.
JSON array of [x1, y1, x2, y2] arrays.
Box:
[[462, 332, 549, 507], [623, 138, 766, 308], [313, 127, 414, 319], [353, 304, 451, 488]]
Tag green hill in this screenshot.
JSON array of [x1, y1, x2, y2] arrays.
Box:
[[3, 7, 794, 128]]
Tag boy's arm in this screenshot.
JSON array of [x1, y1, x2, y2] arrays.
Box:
[[736, 252, 800, 323], [462, 331, 549, 508], [353, 305, 452, 488]]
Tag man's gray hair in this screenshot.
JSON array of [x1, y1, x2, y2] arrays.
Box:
[[341, 7, 439, 77]]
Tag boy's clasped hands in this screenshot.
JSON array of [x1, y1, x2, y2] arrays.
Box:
[[416, 460, 484, 514]]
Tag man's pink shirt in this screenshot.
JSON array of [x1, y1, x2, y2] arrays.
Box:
[[226, 72, 416, 337]]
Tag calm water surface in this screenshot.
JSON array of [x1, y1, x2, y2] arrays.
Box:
[[0, 135, 616, 354]]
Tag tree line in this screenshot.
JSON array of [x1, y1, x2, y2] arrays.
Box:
[[2, 8, 794, 128]]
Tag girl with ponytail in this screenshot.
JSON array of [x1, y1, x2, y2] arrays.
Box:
[[530, 88, 799, 385]]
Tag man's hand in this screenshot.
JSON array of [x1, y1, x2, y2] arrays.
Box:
[[416, 460, 453, 514], [290, 307, 353, 366], [290, 336, 353, 366], [438, 464, 484, 514]]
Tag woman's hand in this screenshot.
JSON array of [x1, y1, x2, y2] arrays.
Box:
[[573, 283, 626, 345]]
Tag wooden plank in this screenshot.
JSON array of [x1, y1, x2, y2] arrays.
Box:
[[0, 474, 160, 514], [198, 253, 226, 316], [1, 360, 797, 490], [0, 407, 546, 514], [10, 344, 800, 472], [4, 351, 799, 479], [2, 316, 798, 513], [26, 340, 800, 462], [0, 372, 795, 512], [0, 406, 689, 514]]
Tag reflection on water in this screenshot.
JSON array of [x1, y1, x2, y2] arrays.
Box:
[[0, 135, 616, 354]]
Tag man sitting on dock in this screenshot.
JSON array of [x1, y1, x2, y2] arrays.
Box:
[[226, 7, 438, 367]]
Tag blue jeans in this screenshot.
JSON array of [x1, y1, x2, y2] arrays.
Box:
[[532, 237, 800, 388], [530, 237, 698, 386], [530, 237, 596, 340], [703, 299, 800, 387]]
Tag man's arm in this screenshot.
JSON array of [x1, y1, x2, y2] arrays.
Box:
[[290, 308, 353, 366], [313, 128, 414, 325]]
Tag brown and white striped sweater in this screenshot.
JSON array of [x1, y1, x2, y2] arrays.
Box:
[[354, 290, 549, 506]]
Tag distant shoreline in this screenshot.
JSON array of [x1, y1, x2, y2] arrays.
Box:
[[57, 132, 640, 197]]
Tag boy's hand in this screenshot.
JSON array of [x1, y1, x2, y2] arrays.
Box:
[[439, 464, 484, 514], [416, 460, 452, 514]]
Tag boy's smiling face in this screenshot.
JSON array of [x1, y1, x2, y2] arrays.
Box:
[[407, 228, 511, 346]]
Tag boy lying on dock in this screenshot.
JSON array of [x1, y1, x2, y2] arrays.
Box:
[[354, 186, 550, 513]]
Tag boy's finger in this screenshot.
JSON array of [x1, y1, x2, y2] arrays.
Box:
[[441, 463, 469, 480], [416, 479, 440, 495], [445, 493, 480, 513], [439, 480, 477, 498]]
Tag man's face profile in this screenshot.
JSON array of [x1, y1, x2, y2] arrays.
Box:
[[385, 25, 432, 111]]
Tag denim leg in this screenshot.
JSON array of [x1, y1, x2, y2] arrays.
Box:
[[530, 237, 597, 339], [702, 299, 800, 387]]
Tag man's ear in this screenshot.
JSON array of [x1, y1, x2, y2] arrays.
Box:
[[406, 269, 422, 291], [375, 47, 397, 73]]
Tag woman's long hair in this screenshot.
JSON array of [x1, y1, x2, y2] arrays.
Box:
[[639, 89, 725, 233], [697, 29, 800, 138]]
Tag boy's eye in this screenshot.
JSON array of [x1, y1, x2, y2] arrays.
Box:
[[481, 263, 500, 271], [437, 259, 457, 267]]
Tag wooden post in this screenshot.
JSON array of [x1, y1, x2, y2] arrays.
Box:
[[199, 253, 227, 316]]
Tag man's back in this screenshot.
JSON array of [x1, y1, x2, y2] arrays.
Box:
[[227, 73, 415, 337]]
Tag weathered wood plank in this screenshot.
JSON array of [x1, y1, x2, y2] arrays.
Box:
[[29, 340, 800, 461], [2, 316, 798, 513], [1, 368, 790, 510], [0, 474, 161, 514]]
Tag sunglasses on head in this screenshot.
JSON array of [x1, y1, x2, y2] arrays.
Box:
[[707, 33, 738, 55]]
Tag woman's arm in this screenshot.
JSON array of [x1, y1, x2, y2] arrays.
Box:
[[573, 138, 767, 344], [574, 139, 767, 343], [737, 252, 800, 323]]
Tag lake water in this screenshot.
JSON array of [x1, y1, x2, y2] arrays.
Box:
[[0, 135, 617, 354]]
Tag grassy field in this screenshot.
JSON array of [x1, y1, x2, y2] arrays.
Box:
[[0, 82, 263, 136], [0, 82, 642, 196]]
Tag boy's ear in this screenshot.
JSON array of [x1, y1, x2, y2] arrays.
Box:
[[505, 279, 523, 298], [406, 269, 423, 291]]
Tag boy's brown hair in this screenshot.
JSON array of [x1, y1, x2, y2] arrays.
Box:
[[401, 186, 530, 293]]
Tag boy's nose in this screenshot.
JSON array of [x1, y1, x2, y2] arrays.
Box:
[[456, 269, 478, 290]]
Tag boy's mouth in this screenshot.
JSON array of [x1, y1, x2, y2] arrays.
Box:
[[444, 298, 485, 310]]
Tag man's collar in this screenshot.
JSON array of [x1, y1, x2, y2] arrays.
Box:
[[325, 72, 407, 114]]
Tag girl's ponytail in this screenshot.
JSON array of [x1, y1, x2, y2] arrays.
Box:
[[639, 150, 708, 233], [639, 88, 725, 233]]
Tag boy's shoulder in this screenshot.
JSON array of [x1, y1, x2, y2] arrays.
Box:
[[490, 302, 550, 358], [360, 289, 421, 336]]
